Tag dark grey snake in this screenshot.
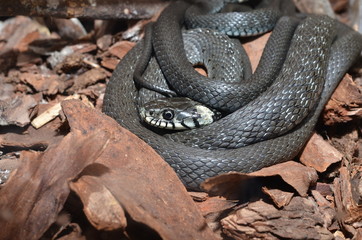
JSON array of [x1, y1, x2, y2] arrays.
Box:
[[103, 0, 362, 190]]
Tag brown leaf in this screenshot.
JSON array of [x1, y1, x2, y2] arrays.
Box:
[[300, 133, 343, 172], [0, 128, 108, 240], [61, 100, 217, 239], [202, 161, 318, 197]]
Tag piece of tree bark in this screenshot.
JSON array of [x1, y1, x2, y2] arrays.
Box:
[[292, 0, 336, 17], [0, 0, 168, 19], [62, 100, 218, 239], [221, 197, 334, 239], [202, 161, 318, 197], [299, 133, 343, 172]]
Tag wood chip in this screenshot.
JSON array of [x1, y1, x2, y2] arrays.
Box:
[[221, 197, 334, 239], [300, 133, 343, 172], [108, 41, 136, 59], [69, 68, 109, 92], [262, 187, 294, 208], [62, 100, 217, 239], [0, 128, 108, 239], [0, 95, 37, 127], [96, 34, 113, 51], [101, 57, 120, 70], [323, 74, 362, 125], [19, 72, 60, 93], [70, 178, 127, 231], [202, 161, 318, 198], [31, 94, 80, 129], [292, 0, 335, 17], [243, 32, 270, 72], [333, 167, 362, 236]]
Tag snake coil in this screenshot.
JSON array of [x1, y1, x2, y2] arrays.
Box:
[[103, 0, 362, 190]]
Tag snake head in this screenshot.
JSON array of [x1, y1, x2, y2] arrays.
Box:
[[139, 97, 221, 130]]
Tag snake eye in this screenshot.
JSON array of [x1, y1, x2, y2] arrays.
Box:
[[162, 109, 174, 120], [149, 110, 154, 116]]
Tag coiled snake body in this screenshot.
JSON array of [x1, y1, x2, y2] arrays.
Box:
[[103, 0, 362, 190]]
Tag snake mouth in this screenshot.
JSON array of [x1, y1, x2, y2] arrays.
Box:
[[145, 116, 172, 129]]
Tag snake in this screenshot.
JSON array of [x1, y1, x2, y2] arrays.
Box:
[[103, 0, 362, 190]]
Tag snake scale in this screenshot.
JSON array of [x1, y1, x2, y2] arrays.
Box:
[[103, 0, 362, 190]]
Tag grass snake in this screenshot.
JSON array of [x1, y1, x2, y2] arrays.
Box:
[[103, 0, 362, 190]]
